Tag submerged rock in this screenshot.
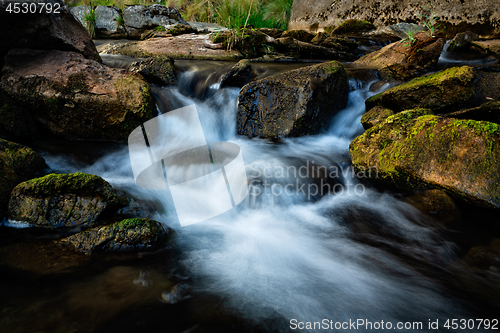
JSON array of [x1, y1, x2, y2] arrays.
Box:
[[350, 111, 500, 209], [354, 32, 446, 80], [237, 61, 349, 140], [0, 49, 154, 141], [0, 139, 47, 219], [60, 218, 171, 254], [365, 66, 476, 113], [219, 59, 256, 88], [8, 173, 121, 228], [0, 0, 100, 68], [127, 55, 176, 86]]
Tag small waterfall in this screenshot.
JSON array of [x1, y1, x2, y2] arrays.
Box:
[[42, 69, 484, 332]]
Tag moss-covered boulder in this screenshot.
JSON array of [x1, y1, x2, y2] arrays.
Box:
[[354, 32, 446, 81], [60, 218, 172, 254], [127, 55, 176, 86], [237, 61, 349, 139], [281, 29, 314, 42], [365, 66, 476, 113], [331, 19, 375, 35], [361, 106, 395, 130], [8, 173, 122, 228], [448, 31, 481, 52], [0, 49, 153, 141], [350, 111, 500, 209], [0, 139, 47, 219], [219, 59, 256, 88]]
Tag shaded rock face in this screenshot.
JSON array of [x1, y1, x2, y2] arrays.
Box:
[[289, 0, 500, 38], [331, 19, 376, 35], [219, 59, 256, 88], [448, 31, 480, 52], [8, 173, 121, 228], [237, 61, 349, 140], [0, 139, 47, 219], [0, 49, 153, 141], [405, 189, 461, 225], [123, 5, 186, 39], [444, 102, 500, 125], [349, 111, 500, 209], [366, 23, 425, 39], [127, 55, 176, 86], [60, 218, 171, 254], [0, 0, 100, 69], [0, 90, 39, 140], [360, 106, 395, 130], [366, 66, 476, 113], [354, 32, 446, 80]]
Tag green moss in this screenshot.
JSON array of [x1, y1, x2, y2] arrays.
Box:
[[333, 19, 375, 34]]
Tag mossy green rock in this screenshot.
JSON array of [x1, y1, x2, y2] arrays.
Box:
[[8, 173, 122, 228], [0, 139, 47, 219], [361, 106, 396, 130], [350, 111, 500, 209], [0, 49, 153, 141], [237, 61, 349, 139], [60, 218, 171, 254], [127, 55, 176, 86], [366, 66, 476, 113]]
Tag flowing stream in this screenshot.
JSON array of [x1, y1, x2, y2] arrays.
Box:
[[34, 65, 498, 332]]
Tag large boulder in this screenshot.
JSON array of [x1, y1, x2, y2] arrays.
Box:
[[95, 5, 127, 38], [349, 111, 500, 209], [354, 31, 446, 80], [237, 61, 349, 139], [0, 0, 100, 68], [289, 0, 500, 38], [123, 5, 186, 39], [0, 139, 47, 219], [365, 66, 476, 113], [60, 218, 171, 254], [8, 173, 122, 228], [0, 49, 154, 141]]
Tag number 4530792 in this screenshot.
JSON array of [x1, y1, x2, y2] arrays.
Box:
[[5, 2, 61, 14]]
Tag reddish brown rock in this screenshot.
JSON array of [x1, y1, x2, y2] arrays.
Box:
[[354, 32, 446, 80], [0, 49, 153, 141]]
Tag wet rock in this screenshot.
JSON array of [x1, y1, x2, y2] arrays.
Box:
[[350, 111, 500, 209], [0, 0, 100, 68], [444, 101, 500, 125], [448, 31, 480, 52], [310, 32, 359, 51], [365, 66, 475, 113], [127, 55, 176, 86], [237, 61, 349, 139], [8, 173, 122, 228], [281, 29, 314, 42], [0, 139, 47, 219], [114, 191, 156, 218], [360, 106, 395, 130], [0, 49, 154, 141], [366, 23, 425, 39], [60, 218, 171, 254], [331, 19, 375, 35], [405, 189, 461, 225], [354, 32, 446, 81], [463, 241, 500, 269], [219, 59, 256, 88], [123, 5, 186, 39], [160, 283, 191, 304]]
